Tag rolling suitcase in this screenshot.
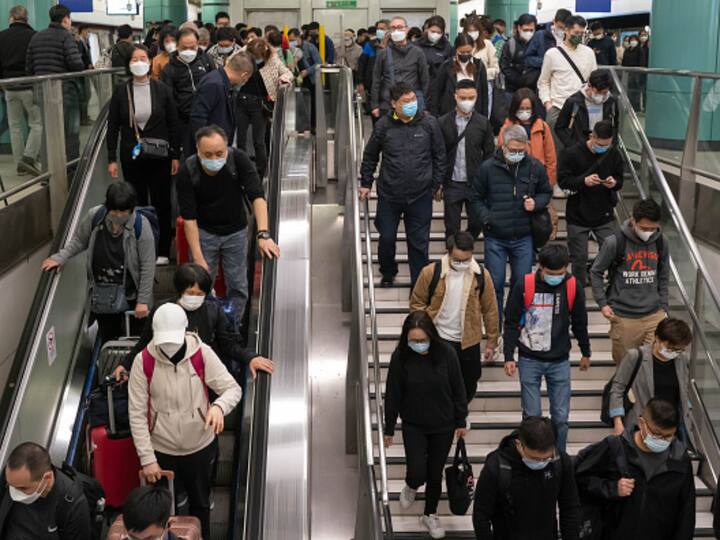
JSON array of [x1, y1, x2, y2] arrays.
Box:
[[89, 380, 141, 508], [106, 470, 202, 540], [96, 311, 140, 383]]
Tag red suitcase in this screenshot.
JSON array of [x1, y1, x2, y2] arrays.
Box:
[[90, 383, 141, 508]]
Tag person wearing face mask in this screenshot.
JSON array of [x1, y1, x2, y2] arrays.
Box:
[[468, 124, 552, 322], [0, 442, 92, 540], [115, 263, 274, 380], [177, 125, 280, 327], [522, 8, 572, 91], [359, 83, 446, 288], [415, 16, 454, 80], [335, 29, 363, 72], [587, 21, 617, 66], [555, 69, 618, 149], [473, 417, 581, 540], [370, 16, 430, 119], [591, 199, 669, 364], [462, 16, 499, 117], [503, 245, 591, 452], [151, 25, 177, 79], [383, 311, 468, 539], [306, 21, 335, 64], [436, 80, 493, 239], [538, 15, 597, 152], [575, 398, 695, 540], [160, 28, 215, 149], [499, 13, 537, 94], [429, 33, 489, 117], [621, 33, 647, 111], [287, 28, 321, 131], [357, 23, 388, 118], [609, 318, 693, 444], [42, 182, 156, 343], [205, 26, 242, 68], [410, 232, 499, 404], [112, 25, 136, 75], [114, 485, 180, 540], [107, 44, 181, 264], [128, 303, 242, 540]]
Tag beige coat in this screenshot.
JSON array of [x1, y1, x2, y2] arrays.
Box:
[[259, 52, 294, 102], [473, 40, 500, 80], [129, 333, 242, 466]]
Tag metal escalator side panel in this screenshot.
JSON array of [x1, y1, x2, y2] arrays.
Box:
[[0, 106, 112, 465]]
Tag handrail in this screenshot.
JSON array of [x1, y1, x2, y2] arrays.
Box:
[[607, 65, 720, 80], [0, 67, 123, 89]]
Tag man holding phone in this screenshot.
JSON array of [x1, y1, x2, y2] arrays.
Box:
[[558, 119, 623, 286]]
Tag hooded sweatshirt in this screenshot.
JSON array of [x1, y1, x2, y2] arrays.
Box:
[[128, 333, 242, 466], [590, 219, 669, 318], [473, 431, 580, 540]]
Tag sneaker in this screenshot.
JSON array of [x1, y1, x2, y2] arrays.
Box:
[[209, 490, 215, 511], [420, 514, 445, 539], [380, 275, 394, 288], [399, 483, 417, 510], [15, 165, 27, 176], [156, 256, 170, 266], [18, 156, 41, 177], [552, 184, 566, 198]]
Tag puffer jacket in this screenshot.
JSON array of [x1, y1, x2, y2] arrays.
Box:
[[128, 333, 242, 466], [410, 254, 499, 350], [26, 22, 84, 75], [50, 205, 156, 306], [360, 111, 446, 203], [160, 52, 215, 122], [415, 34, 454, 79], [468, 150, 552, 240], [498, 118, 557, 184]]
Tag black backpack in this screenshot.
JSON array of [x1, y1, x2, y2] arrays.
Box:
[[56, 462, 106, 540], [496, 452, 563, 518], [427, 260, 485, 301]]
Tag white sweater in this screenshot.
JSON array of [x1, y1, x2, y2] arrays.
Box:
[[538, 43, 598, 110], [473, 40, 499, 80]]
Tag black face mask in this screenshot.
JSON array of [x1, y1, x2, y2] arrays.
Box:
[[458, 53, 472, 63]]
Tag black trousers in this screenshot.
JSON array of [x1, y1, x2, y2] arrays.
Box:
[[443, 181, 482, 239], [121, 155, 173, 257], [402, 427, 454, 515], [93, 305, 141, 344], [236, 94, 268, 177], [444, 340, 482, 403], [156, 437, 218, 540]]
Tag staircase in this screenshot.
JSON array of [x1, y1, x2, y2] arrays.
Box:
[[361, 193, 716, 538]]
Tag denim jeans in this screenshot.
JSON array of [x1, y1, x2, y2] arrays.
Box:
[[5, 89, 42, 164], [199, 227, 248, 332], [484, 235, 534, 325], [518, 356, 571, 452], [374, 193, 433, 287]]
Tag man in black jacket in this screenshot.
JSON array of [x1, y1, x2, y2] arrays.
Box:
[[0, 442, 91, 539], [499, 13, 537, 94], [558, 119, 622, 286], [468, 124, 552, 321], [575, 398, 696, 540], [503, 244, 591, 452], [587, 21, 617, 66], [473, 416, 580, 540], [359, 82, 446, 287], [555, 69, 618, 149], [26, 4, 85, 162], [0, 5, 41, 176], [438, 79, 494, 239]]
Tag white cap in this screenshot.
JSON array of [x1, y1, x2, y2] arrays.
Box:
[[152, 303, 188, 345]]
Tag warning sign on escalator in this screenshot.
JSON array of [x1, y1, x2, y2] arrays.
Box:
[[46, 327, 57, 366]]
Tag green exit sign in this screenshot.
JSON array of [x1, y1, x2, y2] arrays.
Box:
[[326, 0, 357, 7]]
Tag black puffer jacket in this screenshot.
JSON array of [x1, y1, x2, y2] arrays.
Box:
[[0, 22, 35, 79], [360, 111, 446, 203], [415, 35, 454, 79], [26, 22, 84, 75], [160, 52, 215, 122], [429, 57, 489, 117], [468, 150, 552, 240]]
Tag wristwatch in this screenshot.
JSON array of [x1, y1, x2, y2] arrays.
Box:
[[257, 230, 272, 240]]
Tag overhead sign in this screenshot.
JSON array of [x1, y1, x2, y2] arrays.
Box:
[[107, 0, 139, 15], [63, 0, 93, 13], [576, 0, 611, 11], [326, 0, 357, 8]]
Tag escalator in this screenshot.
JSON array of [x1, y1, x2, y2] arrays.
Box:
[[0, 85, 294, 540]]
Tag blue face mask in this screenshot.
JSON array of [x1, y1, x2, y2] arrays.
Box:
[[200, 157, 226, 173], [504, 150, 525, 164], [522, 457, 553, 470], [401, 100, 418, 118], [218, 45, 234, 54], [408, 341, 430, 354], [543, 273, 564, 287], [376, 29, 386, 40], [592, 144, 610, 154], [289, 40, 298, 49], [643, 427, 672, 453]]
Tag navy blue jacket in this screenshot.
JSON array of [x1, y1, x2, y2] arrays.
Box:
[[189, 68, 235, 154], [524, 27, 557, 69], [468, 150, 552, 240]]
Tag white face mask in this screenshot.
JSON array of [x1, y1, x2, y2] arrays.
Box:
[[428, 31, 442, 44], [467, 31, 480, 41], [129, 61, 150, 77], [452, 260, 471, 272], [458, 99, 475, 114], [165, 41, 177, 54], [159, 342, 183, 358], [659, 347, 681, 360], [629, 41, 638, 48], [9, 477, 47, 505], [635, 227, 655, 242], [516, 109, 532, 122], [553, 27, 565, 41], [591, 92, 608, 105], [179, 294, 205, 312], [178, 49, 198, 63], [639, 35, 648, 43], [519, 30, 535, 42], [391, 30, 407, 43]]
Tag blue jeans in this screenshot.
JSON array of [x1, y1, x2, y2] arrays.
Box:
[[484, 235, 534, 325], [199, 227, 248, 332], [518, 356, 571, 452], [374, 193, 433, 287]]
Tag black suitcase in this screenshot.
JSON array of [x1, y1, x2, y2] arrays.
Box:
[[95, 311, 140, 383]]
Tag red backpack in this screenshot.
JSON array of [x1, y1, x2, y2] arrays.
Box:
[[523, 273, 577, 312]]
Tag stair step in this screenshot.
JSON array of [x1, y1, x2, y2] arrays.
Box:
[[369, 324, 611, 341]]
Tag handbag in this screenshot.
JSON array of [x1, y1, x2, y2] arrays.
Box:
[[127, 84, 169, 160], [444, 438, 474, 515], [600, 349, 643, 426], [527, 171, 553, 249], [90, 282, 130, 314]]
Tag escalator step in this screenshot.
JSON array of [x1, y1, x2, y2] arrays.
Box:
[[210, 486, 231, 540]]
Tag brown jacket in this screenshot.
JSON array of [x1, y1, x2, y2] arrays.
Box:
[[498, 118, 557, 185], [410, 255, 500, 350]]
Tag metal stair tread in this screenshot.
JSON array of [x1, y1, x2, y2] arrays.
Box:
[[369, 324, 610, 339], [362, 231, 570, 241], [368, 350, 616, 365], [374, 409, 610, 429], [370, 379, 607, 397]]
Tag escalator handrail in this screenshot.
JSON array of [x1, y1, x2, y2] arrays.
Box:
[[239, 84, 291, 540], [0, 67, 124, 89], [0, 103, 111, 459]]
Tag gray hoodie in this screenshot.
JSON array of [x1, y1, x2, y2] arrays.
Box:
[[590, 219, 669, 318], [370, 41, 430, 111]]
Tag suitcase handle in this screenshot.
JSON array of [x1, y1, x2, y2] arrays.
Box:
[[139, 470, 176, 514], [103, 377, 126, 435], [124, 310, 137, 339]]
